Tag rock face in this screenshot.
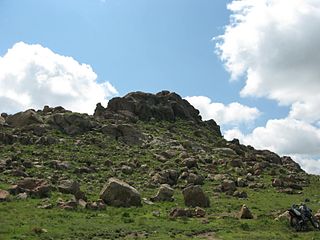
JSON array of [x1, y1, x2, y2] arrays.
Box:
[[46, 113, 97, 135], [239, 204, 253, 219], [6, 110, 44, 128], [150, 184, 174, 202], [94, 91, 204, 123], [101, 124, 144, 145], [100, 178, 141, 207], [182, 185, 210, 208]]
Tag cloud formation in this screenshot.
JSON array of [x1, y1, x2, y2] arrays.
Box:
[[185, 96, 260, 125], [0, 42, 117, 114], [216, 0, 320, 124], [217, 0, 320, 174]]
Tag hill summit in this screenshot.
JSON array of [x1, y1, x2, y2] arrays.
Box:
[[0, 90, 319, 240]]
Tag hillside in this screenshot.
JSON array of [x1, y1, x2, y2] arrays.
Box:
[[0, 90, 319, 240]]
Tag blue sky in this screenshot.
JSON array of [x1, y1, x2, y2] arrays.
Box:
[[0, 0, 319, 174]]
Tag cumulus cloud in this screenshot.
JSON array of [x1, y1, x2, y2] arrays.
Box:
[[225, 118, 320, 155], [216, 0, 320, 123], [217, 0, 320, 174], [0, 42, 117, 114], [185, 96, 260, 125], [224, 118, 320, 174]]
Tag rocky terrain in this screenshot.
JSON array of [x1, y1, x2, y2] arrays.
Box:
[[0, 90, 319, 240]]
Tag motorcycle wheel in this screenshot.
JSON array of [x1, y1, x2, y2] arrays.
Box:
[[310, 217, 320, 230], [290, 216, 302, 232]]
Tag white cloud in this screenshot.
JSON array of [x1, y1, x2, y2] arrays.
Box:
[[216, 0, 320, 123], [225, 118, 320, 155], [0, 42, 117, 114], [185, 96, 260, 125]]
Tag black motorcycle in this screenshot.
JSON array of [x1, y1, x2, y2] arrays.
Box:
[[288, 203, 320, 231]]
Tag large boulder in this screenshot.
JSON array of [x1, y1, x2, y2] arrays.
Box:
[[100, 178, 141, 207], [6, 110, 43, 128], [46, 112, 97, 135], [182, 185, 210, 208], [150, 184, 174, 202]]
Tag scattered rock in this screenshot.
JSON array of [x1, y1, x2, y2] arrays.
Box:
[[183, 158, 198, 169], [239, 204, 253, 219], [0, 189, 10, 201], [275, 211, 290, 221], [233, 191, 248, 199], [58, 180, 80, 195], [151, 169, 179, 186], [272, 178, 284, 188], [221, 180, 236, 193], [150, 184, 174, 202], [186, 173, 205, 185], [182, 185, 210, 208], [169, 207, 206, 218], [121, 165, 133, 175], [100, 178, 142, 207]]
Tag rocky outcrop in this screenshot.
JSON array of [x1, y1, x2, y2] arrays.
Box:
[[100, 178, 141, 207], [94, 91, 202, 123], [182, 185, 210, 208], [46, 112, 97, 135], [6, 110, 44, 128], [101, 124, 144, 145]]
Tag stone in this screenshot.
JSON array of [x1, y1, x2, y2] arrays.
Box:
[[100, 178, 141, 207], [169, 207, 206, 218], [233, 191, 248, 199], [0, 189, 10, 201], [272, 178, 284, 188], [183, 158, 198, 169], [230, 159, 242, 168], [6, 109, 44, 128], [150, 184, 174, 202], [182, 185, 210, 208], [239, 204, 253, 219], [101, 124, 144, 145], [49, 160, 70, 170], [186, 173, 205, 185], [221, 180, 236, 193], [121, 165, 133, 175], [236, 177, 248, 187], [151, 169, 179, 186], [13, 178, 51, 198], [58, 180, 80, 195]]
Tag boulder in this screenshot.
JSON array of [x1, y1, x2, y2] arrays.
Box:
[[272, 178, 284, 188], [0, 189, 10, 201], [0, 116, 5, 126], [275, 211, 291, 221], [12, 178, 51, 198], [221, 180, 237, 193], [47, 112, 97, 135], [121, 165, 133, 175], [239, 204, 253, 219], [151, 169, 179, 186], [230, 159, 242, 168], [169, 207, 206, 218], [150, 184, 174, 202], [58, 180, 80, 195], [186, 173, 205, 185], [6, 110, 43, 128], [183, 158, 198, 169], [236, 177, 248, 187], [182, 185, 210, 208], [100, 178, 141, 207], [101, 124, 144, 145]]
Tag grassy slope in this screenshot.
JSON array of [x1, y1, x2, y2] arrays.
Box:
[[0, 119, 320, 240]]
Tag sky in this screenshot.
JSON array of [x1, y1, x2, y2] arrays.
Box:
[[0, 0, 319, 174]]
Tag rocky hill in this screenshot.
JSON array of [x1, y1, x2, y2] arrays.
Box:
[[0, 91, 319, 240]]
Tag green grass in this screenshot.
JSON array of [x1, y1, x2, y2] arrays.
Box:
[[1, 119, 320, 239]]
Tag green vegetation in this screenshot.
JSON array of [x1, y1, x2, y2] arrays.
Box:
[[1, 118, 320, 239]]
